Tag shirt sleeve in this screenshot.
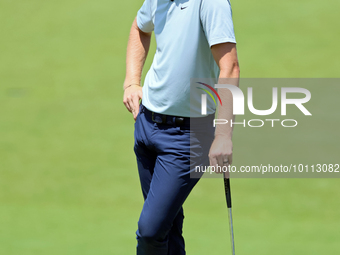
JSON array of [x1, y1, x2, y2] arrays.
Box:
[[200, 0, 236, 47], [137, 0, 154, 33]]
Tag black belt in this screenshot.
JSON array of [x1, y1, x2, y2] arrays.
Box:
[[142, 105, 190, 127]]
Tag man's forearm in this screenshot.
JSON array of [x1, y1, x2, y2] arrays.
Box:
[[123, 18, 151, 119], [124, 18, 151, 89], [210, 43, 240, 140], [215, 66, 240, 139]]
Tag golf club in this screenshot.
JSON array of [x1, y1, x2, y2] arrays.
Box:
[[224, 176, 235, 255]]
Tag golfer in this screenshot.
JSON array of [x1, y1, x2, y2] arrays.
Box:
[[123, 0, 239, 254]]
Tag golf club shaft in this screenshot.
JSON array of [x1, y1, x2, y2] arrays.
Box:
[[228, 208, 236, 255], [224, 178, 235, 255]]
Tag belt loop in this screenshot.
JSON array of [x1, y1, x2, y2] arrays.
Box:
[[172, 116, 176, 127]]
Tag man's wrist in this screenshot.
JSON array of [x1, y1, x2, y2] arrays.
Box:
[[123, 83, 141, 90], [215, 132, 232, 140]]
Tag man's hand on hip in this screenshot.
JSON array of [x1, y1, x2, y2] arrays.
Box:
[[123, 85, 143, 120]]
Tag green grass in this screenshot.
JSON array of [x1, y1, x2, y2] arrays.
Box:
[[0, 0, 339, 254]]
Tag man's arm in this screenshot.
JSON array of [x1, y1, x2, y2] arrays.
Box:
[[123, 17, 152, 120], [209, 42, 240, 170]]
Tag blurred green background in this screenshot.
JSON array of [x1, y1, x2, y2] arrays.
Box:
[[0, 0, 339, 254]]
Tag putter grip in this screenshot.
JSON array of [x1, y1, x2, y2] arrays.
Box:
[[224, 178, 232, 208]]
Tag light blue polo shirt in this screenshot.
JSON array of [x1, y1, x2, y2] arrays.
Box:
[[137, 0, 236, 117]]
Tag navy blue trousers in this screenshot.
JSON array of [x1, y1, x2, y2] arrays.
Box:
[[134, 105, 214, 255]]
